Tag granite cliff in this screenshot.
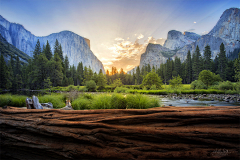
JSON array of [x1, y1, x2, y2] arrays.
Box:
[[134, 8, 240, 72], [0, 15, 105, 73]]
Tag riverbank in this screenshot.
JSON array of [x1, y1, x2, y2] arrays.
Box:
[[0, 106, 239, 159]]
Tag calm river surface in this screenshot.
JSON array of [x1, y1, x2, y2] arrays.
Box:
[[158, 97, 240, 107]]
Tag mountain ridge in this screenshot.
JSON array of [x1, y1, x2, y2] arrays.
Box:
[[0, 15, 105, 73]]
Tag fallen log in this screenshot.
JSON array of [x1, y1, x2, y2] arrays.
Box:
[[0, 106, 239, 159]]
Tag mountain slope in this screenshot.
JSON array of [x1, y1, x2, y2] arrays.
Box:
[[135, 8, 240, 70], [0, 15, 105, 73], [0, 33, 30, 63]]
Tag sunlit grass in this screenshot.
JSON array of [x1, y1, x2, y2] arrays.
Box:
[[71, 93, 160, 110]]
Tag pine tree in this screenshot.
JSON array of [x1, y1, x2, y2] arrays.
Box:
[[97, 72, 107, 89], [136, 66, 140, 84], [76, 62, 84, 85], [192, 45, 202, 80], [217, 43, 227, 80], [0, 54, 11, 89], [33, 53, 48, 89], [234, 52, 240, 81], [54, 39, 59, 55], [33, 39, 41, 59], [185, 50, 192, 84], [64, 55, 70, 78], [49, 53, 63, 87], [45, 40, 52, 60], [203, 45, 212, 71], [174, 57, 181, 77], [58, 44, 64, 61]]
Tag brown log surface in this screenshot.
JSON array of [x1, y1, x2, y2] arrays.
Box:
[[0, 106, 239, 159]]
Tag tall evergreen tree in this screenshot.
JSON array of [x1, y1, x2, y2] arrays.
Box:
[[185, 50, 192, 83], [136, 66, 140, 84], [234, 52, 240, 81], [48, 53, 63, 86], [0, 54, 11, 89], [203, 45, 212, 71], [192, 45, 202, 80], [217, 43, 227, 80], [44, 40, 52, 60], [33, 39, 41, 59], [54, 39, 60, 55]]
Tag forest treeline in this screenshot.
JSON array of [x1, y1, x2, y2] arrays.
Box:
[[0, 40, 240, 90]]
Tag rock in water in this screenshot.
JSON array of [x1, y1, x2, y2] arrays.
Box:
[[0, 106, 239, 159]]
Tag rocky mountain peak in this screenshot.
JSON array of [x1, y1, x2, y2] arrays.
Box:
[[208, 8, 240, 42], [163, 30, 196, 50]]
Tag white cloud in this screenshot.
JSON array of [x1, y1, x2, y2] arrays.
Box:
[[115, 37, 124, 41], [201, 30, 209, 35], [137, 34, 144, 39]]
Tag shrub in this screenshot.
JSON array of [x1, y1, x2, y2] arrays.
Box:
[[78, 86, 88, 92], [67, 85, 75, 91], [114, 87, 129, 93], [190, 80, 207, 89], [218, 81, 234, 90], [150, 85, 157, 90], [86, 80, 96, 92], [113, 78, 123, 88], [169, 75, 183, 89], [142, 71, 163, 89], [110, 94, 127, 109]]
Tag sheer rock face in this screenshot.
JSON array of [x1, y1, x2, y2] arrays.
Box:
[[163, 30, 197, 50], [0, 15, 105, 73], [133, 8, 239, 71], [175, 8, 240, 61], [0, 106, 239, 160], [139, 43, 169, 69]]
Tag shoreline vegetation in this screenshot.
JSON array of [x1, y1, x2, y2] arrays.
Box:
[[0, 83, 239, 109]]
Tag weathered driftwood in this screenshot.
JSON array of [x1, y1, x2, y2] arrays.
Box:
[[0, 106, 239, 159]]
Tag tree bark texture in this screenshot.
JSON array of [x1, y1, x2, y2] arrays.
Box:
[[0, 106, 239, 159]]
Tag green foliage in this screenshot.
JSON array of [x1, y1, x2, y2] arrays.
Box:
[[38, 94, 66, 108], [110, 94, 127, 109], [72, 98, 91, 110], [190, 80, 207, 89], [218, 81, 234, 90], [198, 70, 222, 87], [150, 85, 157, 90], [0, 54, 11, 89], [97, 72, 107, 90], [72, 93, 160, 110], [85, 80, 96, 92], [142, 70, 163, 89], [0, 94, 27, 107], [126, 94, 159, 109], [169, 75, 182, 89], [234, 52, 240, 81], [91, 94, 111, 109], [113, 78, 123, 87], [114, 87, 130, 93], [43, 77, 52, 89]]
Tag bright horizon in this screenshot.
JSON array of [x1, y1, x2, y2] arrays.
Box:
[[0, 0, 239, 72]]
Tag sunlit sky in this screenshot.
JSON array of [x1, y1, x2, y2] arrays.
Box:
[[0, 0, 239, 72]]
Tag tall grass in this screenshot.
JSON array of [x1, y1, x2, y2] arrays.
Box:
[[0, 93, 66, 108], [71, 93, 160, 110], [38, 94, 66, 108], [0, 94, 27, 107]]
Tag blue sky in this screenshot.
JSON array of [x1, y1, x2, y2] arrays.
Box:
[[0, 0, 239, 71]]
